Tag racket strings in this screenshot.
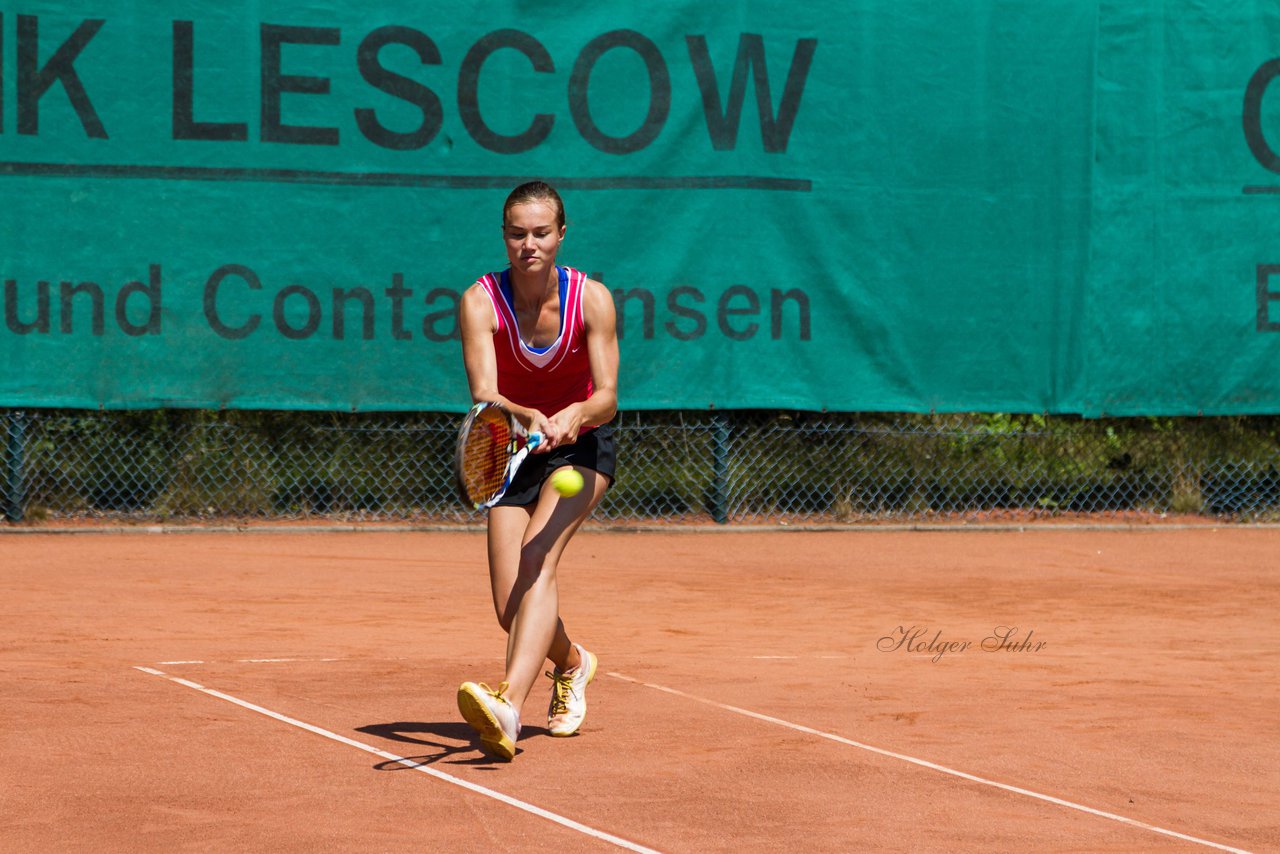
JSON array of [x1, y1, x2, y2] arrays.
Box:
[[461, 411, 512, 502]]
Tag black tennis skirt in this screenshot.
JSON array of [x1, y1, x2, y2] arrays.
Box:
[[492, 422, 617, 508]]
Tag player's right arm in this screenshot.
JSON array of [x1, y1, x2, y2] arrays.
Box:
[[459, 283, 550, 437]]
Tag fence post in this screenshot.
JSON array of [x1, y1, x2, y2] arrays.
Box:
[[4, 410, 27, 523], [709, 413, 730, 524]]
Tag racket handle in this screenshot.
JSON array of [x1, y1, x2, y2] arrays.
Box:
[[528, 432, 543, 449]]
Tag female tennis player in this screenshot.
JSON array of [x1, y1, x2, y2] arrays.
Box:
[[455, 181, 619, 761]]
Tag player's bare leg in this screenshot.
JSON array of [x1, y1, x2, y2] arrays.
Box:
[[486, 471, 607, 710], [487, 507, 571, 667]]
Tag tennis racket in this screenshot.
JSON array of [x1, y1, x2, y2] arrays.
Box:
[[454, 402, 543, 509]]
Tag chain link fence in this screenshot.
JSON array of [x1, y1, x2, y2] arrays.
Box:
[[3, 409, 1279, 525]]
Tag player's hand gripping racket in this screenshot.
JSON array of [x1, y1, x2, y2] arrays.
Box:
[[454, 402, 543, 509]]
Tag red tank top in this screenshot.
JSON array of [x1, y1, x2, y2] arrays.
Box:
[[476, 266, 594, 422]]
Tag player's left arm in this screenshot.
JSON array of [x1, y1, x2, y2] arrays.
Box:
[[544, 278, 618, 446]]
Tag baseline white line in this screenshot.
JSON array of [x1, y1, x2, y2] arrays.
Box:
[[134, 666, 660, 854], [608, 672, 1250, 854], [236, 658, 342, 663], [157, 658, 350, 666]]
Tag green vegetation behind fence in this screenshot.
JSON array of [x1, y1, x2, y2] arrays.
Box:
[[3, 410, 1279, 524]]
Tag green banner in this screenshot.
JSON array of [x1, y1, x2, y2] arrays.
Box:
[[1084, 1, 1280, 416], [1, 2, 1278, 414]]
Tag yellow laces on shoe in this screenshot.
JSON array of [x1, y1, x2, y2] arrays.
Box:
[[480, 681, 510, 700], [546, 670, 575, 716]]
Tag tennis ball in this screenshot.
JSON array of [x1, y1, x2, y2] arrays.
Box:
[[550, 467, 584, 497]]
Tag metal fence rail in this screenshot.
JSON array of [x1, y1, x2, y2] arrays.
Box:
[[3, 409, 1279, 524]]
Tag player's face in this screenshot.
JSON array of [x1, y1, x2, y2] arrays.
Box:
[[503, 202, 564, 277]]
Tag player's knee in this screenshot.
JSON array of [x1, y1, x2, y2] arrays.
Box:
[[495, 606, 514, 633], [516, 545, 554, 584]]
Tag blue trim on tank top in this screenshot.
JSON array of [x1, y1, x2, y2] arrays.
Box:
[[499, 266, 568, 354]]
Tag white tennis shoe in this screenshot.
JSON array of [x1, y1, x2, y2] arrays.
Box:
[[546, 644, 597, 737], [457, 680, 521, 761]]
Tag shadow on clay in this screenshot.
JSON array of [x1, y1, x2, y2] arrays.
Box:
[[355, 721, 549, 768]]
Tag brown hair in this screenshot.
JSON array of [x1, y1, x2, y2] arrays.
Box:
[[503, 180, 565, 229]]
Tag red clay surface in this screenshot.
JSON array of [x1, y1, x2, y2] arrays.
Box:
[[1, 529, 1276, 852]]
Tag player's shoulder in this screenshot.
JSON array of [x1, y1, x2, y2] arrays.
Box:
[[577, 277, 610, 305], [560, 267, 606, 298], [460, 274, 500, 324], [578, 275, 616, 328], [463, 272, 499, 301]]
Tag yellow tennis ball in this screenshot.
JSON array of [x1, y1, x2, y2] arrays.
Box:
[[550, 467, 584, 497]]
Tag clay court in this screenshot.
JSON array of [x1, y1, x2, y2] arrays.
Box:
[[1, 526, 1275, 852]]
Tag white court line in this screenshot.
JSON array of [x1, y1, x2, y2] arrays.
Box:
[[157, 658, 346, 665], [608, 672, 1251, 854], [134, 666, 660, 854], [237, 658, 342, 663]]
